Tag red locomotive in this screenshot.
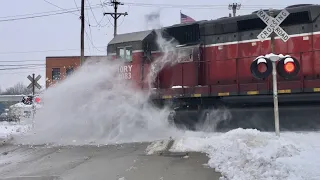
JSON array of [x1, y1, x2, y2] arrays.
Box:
[[107, 4, 320, 131]]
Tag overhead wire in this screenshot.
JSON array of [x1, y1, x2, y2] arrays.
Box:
[[0, 1, 105, 22], [0, 64, 45, 67], [0, 8, 80, 19], [0, 60, 44, 62], [120, 2, 287, 9], [100, 0, 112, 27], [0, 46, 106, 55], [0, 1, 288, 23], [0, 66, 45, 71], [87, 0, 101, 26], [0, 10, 81, 22]]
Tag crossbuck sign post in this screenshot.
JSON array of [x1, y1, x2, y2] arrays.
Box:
[[27, 73, 42, 123], [256, 8, 291, 137], [27, 73, 42, 96], [257, 9, 290, 42]]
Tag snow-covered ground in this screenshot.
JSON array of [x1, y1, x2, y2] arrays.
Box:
[[167, 128, 320, 180], [1, 118, 320, 180], [0, 121, 31, 141]]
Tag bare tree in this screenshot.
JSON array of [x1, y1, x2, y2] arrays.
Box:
[[1, 82, 32, 95]]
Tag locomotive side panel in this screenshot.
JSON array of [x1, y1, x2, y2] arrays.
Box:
[[312, 19, 320, 81], [238, 30, 262, 58]]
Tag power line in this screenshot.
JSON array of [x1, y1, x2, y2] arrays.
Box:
[[0, 60, 44, 62], [0, 2, 105, 23], [43, 0, 102, 27], [0, 70, 45, 75], [0, 10, 81, 22], [0, 64, 45, 67], [0, 5, 100, 20], [119, 2, 286, 9], [0, 66, 45, 71], [0, 46, 106, 55], [44, 0, 106, 53], [87, 0, 100, 26]]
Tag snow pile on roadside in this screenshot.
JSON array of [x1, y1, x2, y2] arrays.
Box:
[[0, 122, 31, 141], [170, 128, 320, 180], [145, 139, 172, 155]]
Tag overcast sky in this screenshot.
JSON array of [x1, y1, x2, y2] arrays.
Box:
[[0, 0, 318, 90]]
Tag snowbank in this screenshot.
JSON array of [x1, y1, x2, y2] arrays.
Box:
[[0, 122, 30, 141], [170, 128, 320, 180]]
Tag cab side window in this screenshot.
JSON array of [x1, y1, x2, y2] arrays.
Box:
[[117, 46, 132, 62]]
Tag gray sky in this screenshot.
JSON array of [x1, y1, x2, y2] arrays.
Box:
[[0, 0, 318, 90]]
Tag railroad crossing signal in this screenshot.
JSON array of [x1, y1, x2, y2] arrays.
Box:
[[27, 74, 42, 94], [276, 56, 300, 79], [256, 9, 290, 42], [250, 55, 300, 80]]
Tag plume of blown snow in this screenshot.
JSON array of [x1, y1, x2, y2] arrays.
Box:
[[13, 57, 184, 146], [12, 26, 195, 145]]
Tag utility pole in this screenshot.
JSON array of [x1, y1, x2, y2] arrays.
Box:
[[80, 0, 85, 65], [228, 3, 241, 17], [104, 0, 128, 37]]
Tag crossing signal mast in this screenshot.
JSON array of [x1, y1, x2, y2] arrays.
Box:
[[250, 8, 301, 137]]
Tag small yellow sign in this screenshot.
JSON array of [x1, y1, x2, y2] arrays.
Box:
[[278, 89, 291, 94], [247, 91, 259, 95], [162, 95, 172, 99], [218, 92, 230, 96], [313, 88, 320, 92], [192, 94, 201, 97]]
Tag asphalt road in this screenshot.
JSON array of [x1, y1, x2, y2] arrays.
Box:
[[0, 142, 221, 180]]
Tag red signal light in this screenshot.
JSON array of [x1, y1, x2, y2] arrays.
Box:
[[284, 62, 295, 73], [258, 63, 267, 73], [250, 57, 272, 79], [276, 56, 300, 79], [35, 97, 41, 103]]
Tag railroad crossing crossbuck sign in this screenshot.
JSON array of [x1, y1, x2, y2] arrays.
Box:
[[256, 9, 290, 42], [27, 74, 42, 90]]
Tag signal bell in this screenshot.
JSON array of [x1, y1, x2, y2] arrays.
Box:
[[276, 57, 300, 79], [250, 57, 273, 79]]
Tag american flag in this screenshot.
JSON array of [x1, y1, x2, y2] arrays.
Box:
[[180, 12, 196, 24]]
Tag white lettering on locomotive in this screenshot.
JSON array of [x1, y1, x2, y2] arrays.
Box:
[[119, 65, 132, 80]]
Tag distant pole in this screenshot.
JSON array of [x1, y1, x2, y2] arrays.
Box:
[[32, 73, 35, 125], [228, 3, 241, 17], [32, 73, 35, 96], [269, 8, 280, 137], [80, 0, 85, 65], [104, 0, 128, 37]]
